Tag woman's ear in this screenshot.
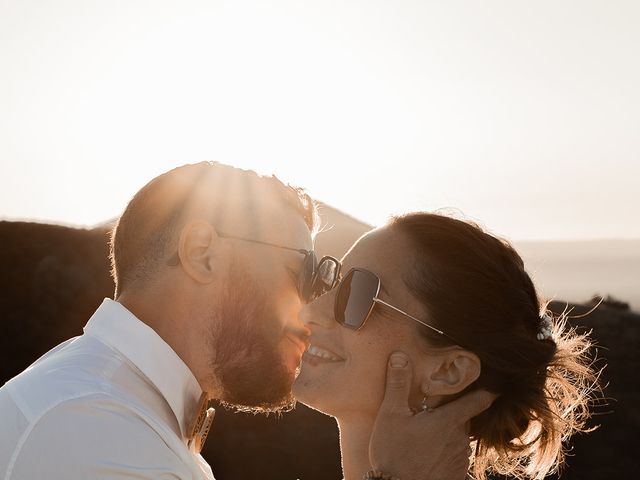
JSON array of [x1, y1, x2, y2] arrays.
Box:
[[421, 349, 481, 397], [177, 220, 219, 283]]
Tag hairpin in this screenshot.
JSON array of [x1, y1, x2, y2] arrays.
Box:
[[537, 313, 553, 341]]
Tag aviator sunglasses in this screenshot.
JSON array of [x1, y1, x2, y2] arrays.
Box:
[[167, 231, 341, 304], [213, 235, 343, 304], [312, 257, 460, 344]]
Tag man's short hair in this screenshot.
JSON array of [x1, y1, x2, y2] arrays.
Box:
[[109, 162, 318, 296]]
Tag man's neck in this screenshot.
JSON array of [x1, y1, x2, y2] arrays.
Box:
[[117, 290, 220, 399], [337, 414, 376, 480]]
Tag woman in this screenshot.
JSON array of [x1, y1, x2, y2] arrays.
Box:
[[294, 212, 598, 480]]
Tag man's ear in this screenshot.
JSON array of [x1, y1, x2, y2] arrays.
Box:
[[421, 349, 481, 397], [177, 221, 219, 284]]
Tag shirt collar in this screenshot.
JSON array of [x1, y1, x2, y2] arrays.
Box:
[[84, 298, 203, 441]]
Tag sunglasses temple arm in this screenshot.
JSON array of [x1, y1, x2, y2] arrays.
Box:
[[217, 232, 310, 255], [372, 298, 447, 336]]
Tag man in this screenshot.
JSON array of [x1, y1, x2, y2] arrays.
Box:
[[0, 162, 492, 479]]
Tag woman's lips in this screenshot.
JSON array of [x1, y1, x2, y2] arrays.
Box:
[[303, 343, 345, 364]]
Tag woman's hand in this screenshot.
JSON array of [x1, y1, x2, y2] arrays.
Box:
[[369, 352, 496, 480]]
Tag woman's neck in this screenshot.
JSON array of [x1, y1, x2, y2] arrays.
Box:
[[337, 414, 376, 480]]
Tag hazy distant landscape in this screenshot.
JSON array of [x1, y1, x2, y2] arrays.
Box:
[[314, 203, 640, 313], [515, 239, 640, 312]]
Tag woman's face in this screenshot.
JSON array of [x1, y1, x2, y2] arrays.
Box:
[[293, 225, 435, 417]]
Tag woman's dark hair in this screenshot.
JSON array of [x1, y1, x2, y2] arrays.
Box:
[[391, 212, 599, 480]]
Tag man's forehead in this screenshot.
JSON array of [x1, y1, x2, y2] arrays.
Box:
[[262, 206, 313, 251], [218, 197, 312, 251], [242, 187, 311, 247]]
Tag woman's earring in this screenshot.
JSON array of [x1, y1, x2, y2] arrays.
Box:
[[421, 392, 435, 412]]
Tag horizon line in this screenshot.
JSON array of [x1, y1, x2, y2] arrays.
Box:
[[2, 215, 640, 244]]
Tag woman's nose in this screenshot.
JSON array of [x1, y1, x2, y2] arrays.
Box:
[[300, 291, 336, 329]]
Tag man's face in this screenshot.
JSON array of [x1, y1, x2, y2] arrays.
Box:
[[208, 209, 312, 413]]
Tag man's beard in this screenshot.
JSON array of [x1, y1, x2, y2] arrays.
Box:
[[209, 259, 297, 414]]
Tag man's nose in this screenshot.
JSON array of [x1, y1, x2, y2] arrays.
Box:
[[287, 302, 312, 339]]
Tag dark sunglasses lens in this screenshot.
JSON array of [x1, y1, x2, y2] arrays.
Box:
[[311, 257, 340, 300], [336, 269, 379, 329], [299, 252, 318, 302]]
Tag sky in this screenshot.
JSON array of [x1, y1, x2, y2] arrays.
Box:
[[1, 0, 639, 241]]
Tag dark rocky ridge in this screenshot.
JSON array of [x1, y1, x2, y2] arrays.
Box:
[[0, 216, 637, 479]]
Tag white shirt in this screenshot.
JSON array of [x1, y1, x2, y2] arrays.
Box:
[[0, 298, 215, 480]]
